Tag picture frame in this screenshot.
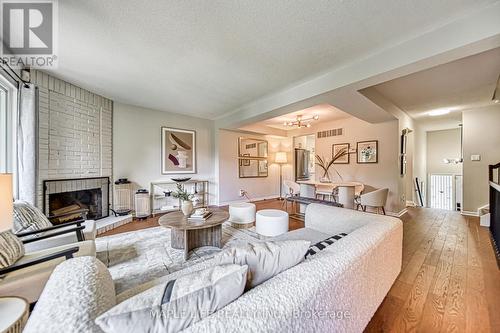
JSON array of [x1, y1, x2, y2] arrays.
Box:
[[238, 159, 268, 178], [161, 127, 196, 174], [357, 140, 378, 164], [332, 143, 350, 164], [242, 153, 250, 166]]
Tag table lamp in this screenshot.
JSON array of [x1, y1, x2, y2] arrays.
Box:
[[0, 174, 13, 232], [275, 152, 287, 200]]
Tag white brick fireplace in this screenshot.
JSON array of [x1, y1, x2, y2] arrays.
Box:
[[30, 70, 113, 210]]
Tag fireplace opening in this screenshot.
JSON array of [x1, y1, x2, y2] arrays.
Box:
[[49, 188, 103, 223]]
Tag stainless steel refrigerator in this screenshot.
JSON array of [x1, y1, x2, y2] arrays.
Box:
[[295, 148, 310, 181]]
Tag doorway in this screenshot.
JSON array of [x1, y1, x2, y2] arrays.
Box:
[[429, 174, 453, 210]]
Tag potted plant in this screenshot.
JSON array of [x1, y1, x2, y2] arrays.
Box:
[[315, 148, 348, 183], [172, 183, 194, 216]]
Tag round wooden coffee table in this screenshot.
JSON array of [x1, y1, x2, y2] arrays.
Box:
[[158, 208, 229, 260]]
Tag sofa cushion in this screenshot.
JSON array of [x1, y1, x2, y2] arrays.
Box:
[[12, 201, 52, 234], [0, 230, 25, 268], [305, 233, 348, 259], [214, 240, 310, 289], [24, 256, 115, 333], [271, 227, 331, 244], [96, 264, 248, 333]]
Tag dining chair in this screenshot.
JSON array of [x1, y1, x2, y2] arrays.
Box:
[[358, 188, 389, 215], [282, 180, 301, 212], [315, 184, 337, 202]]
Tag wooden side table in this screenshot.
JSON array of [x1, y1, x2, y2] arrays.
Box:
[[0, 297, 29, 333], [158, 208, 229, 260]]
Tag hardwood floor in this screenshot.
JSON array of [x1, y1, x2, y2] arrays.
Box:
[[365, 207, 500, 333], [99, 200, 500, 332]]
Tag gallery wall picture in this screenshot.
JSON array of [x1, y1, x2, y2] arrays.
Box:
[[332, 143, 350, 164], [161, 127, 196, 174], [357, 140, 378, 164]]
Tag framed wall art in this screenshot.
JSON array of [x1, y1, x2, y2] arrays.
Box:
[[332, 143, 350, 164], [161, 127, 196, 174], [357, 140, 378, 164]]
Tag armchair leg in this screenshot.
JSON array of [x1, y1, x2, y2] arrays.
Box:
[[381, 207, 386, 215], [362, 205, 367, 212]]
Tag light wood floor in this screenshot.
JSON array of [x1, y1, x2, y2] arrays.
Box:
[[99, 200, 500, 332]]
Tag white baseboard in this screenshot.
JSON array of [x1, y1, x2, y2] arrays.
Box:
[[388, 208, 408, 218], [461, 210, 479, 217], [217, 195, 279, 207], [406, 201, 416, 207]]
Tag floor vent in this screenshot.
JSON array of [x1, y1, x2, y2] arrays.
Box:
[[317, 128, 343, 138]]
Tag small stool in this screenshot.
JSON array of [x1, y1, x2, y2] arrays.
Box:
[[229, 202, 256, 229], [256, 209, 289, 237]]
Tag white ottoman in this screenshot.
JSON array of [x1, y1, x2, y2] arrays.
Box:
[[256, 209, 289, 237], [229, 202, 256, 229]]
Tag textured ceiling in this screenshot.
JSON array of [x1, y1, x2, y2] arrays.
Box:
[[50, 0, 496, 119], [371, 47, 500, 119]]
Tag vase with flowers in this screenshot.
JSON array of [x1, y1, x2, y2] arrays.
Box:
[[315, 148, 348, 183], [172, 183, 194, 216]]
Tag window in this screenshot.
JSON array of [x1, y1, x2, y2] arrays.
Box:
[[0, 73, 18, 177]]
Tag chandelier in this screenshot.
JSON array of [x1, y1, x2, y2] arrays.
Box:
[[283, 114, 319, 128]]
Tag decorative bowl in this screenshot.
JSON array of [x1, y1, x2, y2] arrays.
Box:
[[171, 177, 191, 183]]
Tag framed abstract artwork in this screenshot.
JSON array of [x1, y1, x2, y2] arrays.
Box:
[[161, 127, 196, 174], [332, 143, 350, 164], [357, 140, 378, 164]]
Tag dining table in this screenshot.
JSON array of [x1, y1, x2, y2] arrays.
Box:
[[296, 180, 364, 210]]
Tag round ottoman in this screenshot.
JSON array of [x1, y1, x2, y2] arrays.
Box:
[[256, 209, 289, 237], [229, 202, 256, 229]]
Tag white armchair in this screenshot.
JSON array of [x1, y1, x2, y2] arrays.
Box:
[[0, 230, 96, 303], [358, 188, 389, 215]]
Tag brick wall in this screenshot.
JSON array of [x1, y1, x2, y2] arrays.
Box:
[[31, 70, 113, 208]]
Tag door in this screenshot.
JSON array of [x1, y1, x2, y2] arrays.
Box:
[[430, 174, 453, 210]]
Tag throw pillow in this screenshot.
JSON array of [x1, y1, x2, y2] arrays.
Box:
[[214, 240, 310, 289], [96, 264, 248, 333], [0, 230, 25, 269], [12, 201, 52, 234], [305, 233, 348, 259]]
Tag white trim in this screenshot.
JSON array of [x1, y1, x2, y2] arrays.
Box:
[[406, 201, 416, 207], [388, 208, 408, 218], [461, 210, 479, 217]]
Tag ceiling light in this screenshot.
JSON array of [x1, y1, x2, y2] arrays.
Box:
[[283, 114, 320, 129], [428, 109, 450, 116]]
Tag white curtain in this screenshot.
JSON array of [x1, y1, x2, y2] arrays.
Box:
[[17, 83, 37, 205]]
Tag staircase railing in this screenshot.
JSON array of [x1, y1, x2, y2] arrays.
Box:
[[489, 163, 500, 267]]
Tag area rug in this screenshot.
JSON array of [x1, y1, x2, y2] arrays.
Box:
[[95, 222, 260, 294]]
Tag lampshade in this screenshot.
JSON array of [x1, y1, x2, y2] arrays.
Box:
[[0, 174, 13, 232], [275, 152, 287, 164]]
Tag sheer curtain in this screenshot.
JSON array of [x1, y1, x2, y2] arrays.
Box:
[[17, 83, 37, 205]]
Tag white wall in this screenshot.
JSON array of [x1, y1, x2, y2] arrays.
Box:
[[288, 117, 401, 213], [426, 129, 462, 174], [218, 129, 292, 205], [113, 103, 217, 204], [462, 105, 500, 213]]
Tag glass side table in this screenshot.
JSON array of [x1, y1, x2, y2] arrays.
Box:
[[0, 297, 29, 333]]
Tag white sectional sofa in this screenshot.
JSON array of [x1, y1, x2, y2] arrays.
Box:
[[25, 204, 403, 333]]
